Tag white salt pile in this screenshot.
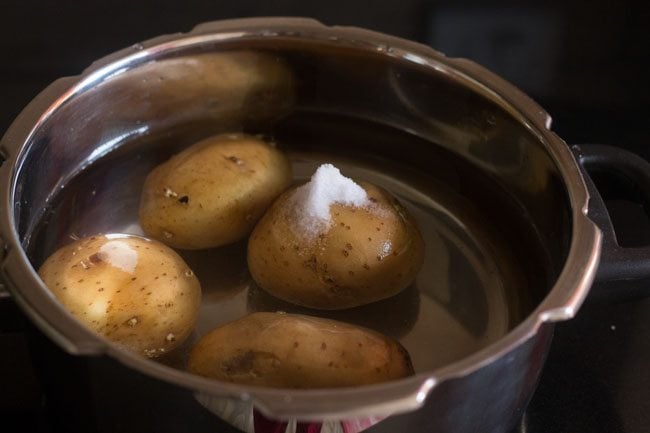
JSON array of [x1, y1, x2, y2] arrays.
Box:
[[292, 164, 370, 236]]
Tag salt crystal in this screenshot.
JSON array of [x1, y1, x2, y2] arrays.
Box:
[[292, 164, 369, 235]]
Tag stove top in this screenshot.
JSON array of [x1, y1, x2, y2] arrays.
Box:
[[525, 295, 650, 433]]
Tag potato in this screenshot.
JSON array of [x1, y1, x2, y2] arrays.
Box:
[[104, 51, 295, 128], [187, 312, 413, 388], [247, 180, 424, 309], [38, 234, 201, 358], [139, 133, 292, 249]]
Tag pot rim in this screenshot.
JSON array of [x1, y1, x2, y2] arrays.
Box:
[[0, 17, 601, 420]]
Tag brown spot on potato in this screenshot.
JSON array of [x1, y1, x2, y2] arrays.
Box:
[[221, 350, 279, 375], [225, 155, 243, 165], [303, 255, 317, 271], [88, 252, 106, 264]]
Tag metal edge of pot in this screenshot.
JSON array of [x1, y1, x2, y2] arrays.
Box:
[[0, 17, 602, 421]]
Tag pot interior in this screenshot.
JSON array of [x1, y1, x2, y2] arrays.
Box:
[[12, 33, 571, 375]]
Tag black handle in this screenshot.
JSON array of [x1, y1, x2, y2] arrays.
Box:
[[573, 144, 650, 285]]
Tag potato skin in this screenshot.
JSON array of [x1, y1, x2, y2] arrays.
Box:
[[139, 133, 292, 249], [187, 312, 413, 388], [247, 183, 424, 309], [38, 234, 201, 358], [105, 51, 295, 128]]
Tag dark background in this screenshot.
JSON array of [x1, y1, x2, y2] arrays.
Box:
[[1, 1, 649, 433]]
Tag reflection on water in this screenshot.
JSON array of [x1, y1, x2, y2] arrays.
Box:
[[403, 201, 509, 370]]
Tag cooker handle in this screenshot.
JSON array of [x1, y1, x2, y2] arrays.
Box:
[[573, 144, 650, 285]]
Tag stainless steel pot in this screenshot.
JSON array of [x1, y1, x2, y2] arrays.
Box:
[[1, 17, 636, 433]]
